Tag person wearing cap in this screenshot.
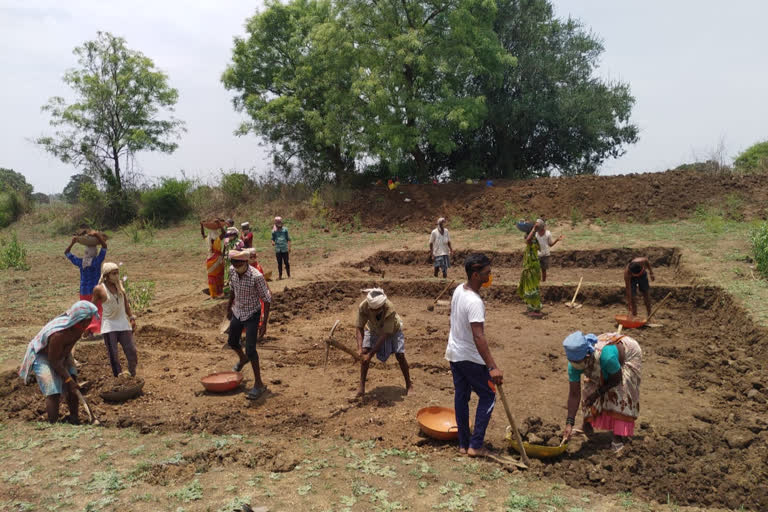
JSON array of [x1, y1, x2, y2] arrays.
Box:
[[240, 222, 253, 249], [445, 253, 503, 457], [271, 216, 291, 279], [354, 288, 412, 399], [429, 217, 454, 278], [224, 218, 239, 250], [532, 219, 563, 282], [227, 249, 272, 400], [18, 300, 99, 423], [64, 230, 108, 337], [624, 257, 655, 317], [561, 331, 642, 454]]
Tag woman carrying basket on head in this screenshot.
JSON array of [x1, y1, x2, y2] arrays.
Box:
[[201, 220, 227, 298]]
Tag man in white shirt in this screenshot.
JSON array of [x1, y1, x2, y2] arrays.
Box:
[[429, 217, 454, 278], [533, 219, 563, 282], [445, 253, 504, 457]]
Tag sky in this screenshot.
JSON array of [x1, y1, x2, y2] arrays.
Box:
[[1, 0, 767, 194]]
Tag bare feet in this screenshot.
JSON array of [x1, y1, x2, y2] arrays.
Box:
[[404, 383, 413, 396], [348, 390, 364, 403], [467, 447, 491, 458], [458, 447, 468, 456]]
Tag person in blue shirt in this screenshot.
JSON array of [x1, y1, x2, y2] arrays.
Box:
[[64, 232, 107, 337], [271, 216, 291, 279]]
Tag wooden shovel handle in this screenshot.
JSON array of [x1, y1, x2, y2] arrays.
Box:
[[496, 383, 530, 466], [325, 338, 363, 362], [434, 280, 456, 304], [569, 277, 583, 305], [646, 291, 673, 323]]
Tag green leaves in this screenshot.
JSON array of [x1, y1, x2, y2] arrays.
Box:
[[36, 32, 185, 196], [223, 0, 636, 182]]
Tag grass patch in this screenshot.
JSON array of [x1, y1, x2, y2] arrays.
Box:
[[169, 480, 203, 503], [0, 231, 30, 270], [750, 221, 768, 277]]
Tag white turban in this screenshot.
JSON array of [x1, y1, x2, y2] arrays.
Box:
[[365, 288, 387, 309], [99, 262, 126, 297], [437, 217, 446, 225], [241, 222, 250, 230]]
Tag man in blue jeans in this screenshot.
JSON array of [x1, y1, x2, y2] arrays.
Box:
[[227, 250, 272, 400], [445, 253, 503, 457]]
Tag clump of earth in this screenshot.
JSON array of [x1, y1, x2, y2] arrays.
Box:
[[519, 416, 563, 447], [104, 374, 144, 393]]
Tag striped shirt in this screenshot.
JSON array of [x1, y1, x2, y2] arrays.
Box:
[[230, 265, 272, 321], [66, 248, 107, 295]]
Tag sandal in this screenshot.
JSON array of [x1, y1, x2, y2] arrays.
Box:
[[246, 386, 268, 400]]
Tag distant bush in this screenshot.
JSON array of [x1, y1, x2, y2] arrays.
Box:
[[63, 174, 97, 203], [734, 141, 768, 173], [751, 222, 768, 278], [220, 173, 254, 208], [0, 189, 25, 227], [0, 231, 30, 270], [31, 192, 50, 204], [139, 178, 192, 224]]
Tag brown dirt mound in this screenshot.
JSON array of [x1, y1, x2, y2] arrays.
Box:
[[328, 170, 768, 230], [103, 374, 144, 393], [353, 247, 681, 269]]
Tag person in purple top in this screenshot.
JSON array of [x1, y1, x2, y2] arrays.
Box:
[[64, 232, 107, 337]]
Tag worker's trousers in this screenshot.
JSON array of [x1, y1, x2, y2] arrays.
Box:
[[450, 360, 496, 450]]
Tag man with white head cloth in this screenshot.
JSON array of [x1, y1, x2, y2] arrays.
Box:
[[429, 217, 453, 278], [354, 288, 412, 399]]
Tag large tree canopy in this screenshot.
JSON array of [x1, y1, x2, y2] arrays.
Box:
[[36, 32, 185, 193], [224, 0, 637, 182]]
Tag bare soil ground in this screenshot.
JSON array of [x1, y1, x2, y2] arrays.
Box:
[[2, 244, 767, 510], [329, 170, 768, 230]]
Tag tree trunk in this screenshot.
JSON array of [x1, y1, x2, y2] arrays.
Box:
[[112, 148, 122, 191]]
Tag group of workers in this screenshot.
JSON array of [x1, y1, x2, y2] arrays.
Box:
[[203, 216, 291, 299], [20, 214, 648, 458]]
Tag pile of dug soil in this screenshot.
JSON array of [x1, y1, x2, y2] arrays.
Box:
[[518, 416, 562, 447], [103, 374, 144, 393]]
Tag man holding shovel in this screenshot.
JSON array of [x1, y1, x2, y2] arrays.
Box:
[[18, 301, 99, 423], [354, 288, 412, 399], [445, 253, 503, 457], [227, 250, 272, 401]]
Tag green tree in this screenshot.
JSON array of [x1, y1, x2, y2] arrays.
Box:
[[62, 173, 97, 203], [0, 168, 34, 200], [734, 140, 768, 173], [36, 32, 185, 194], [223, 0, 361, 185], [454, 0, 638, 178]]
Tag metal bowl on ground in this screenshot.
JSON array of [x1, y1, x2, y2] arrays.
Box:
[[201, 371, 243, 393], [417, 406, 464, 441], [615, 314, 646, 329], [100, 377, 145, 402], [505, 428, 568, 458]]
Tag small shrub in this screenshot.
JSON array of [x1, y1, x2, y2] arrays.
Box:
[[139, 178, 192, 224], [0, 231, 30, 270], [750, 222, 768, 277], [734, 140, 768, 173], [119, 266, 155, 313], [570, 207, 583, 226], [169, 480, 203, 503], [693, 204, 726, 233]]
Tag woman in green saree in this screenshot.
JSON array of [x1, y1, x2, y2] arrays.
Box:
[[518, 219, 543, 317]]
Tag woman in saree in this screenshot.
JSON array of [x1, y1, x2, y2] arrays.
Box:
[[561, 331, 643, 454], [201, 221, 226, 298], [518, 220, 543, 317]]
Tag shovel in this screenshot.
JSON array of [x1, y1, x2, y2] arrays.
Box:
[[496, 383, 530, 467], [564, 277, 583, 309], [427, 279, 455, 311], [74, 389, 101, 425]]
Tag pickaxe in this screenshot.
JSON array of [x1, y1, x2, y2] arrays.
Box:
[[324, 320, 365, 370]]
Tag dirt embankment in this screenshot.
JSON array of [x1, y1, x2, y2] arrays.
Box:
[[329, 170, 768, 230], [353, 247, 681, 269]]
